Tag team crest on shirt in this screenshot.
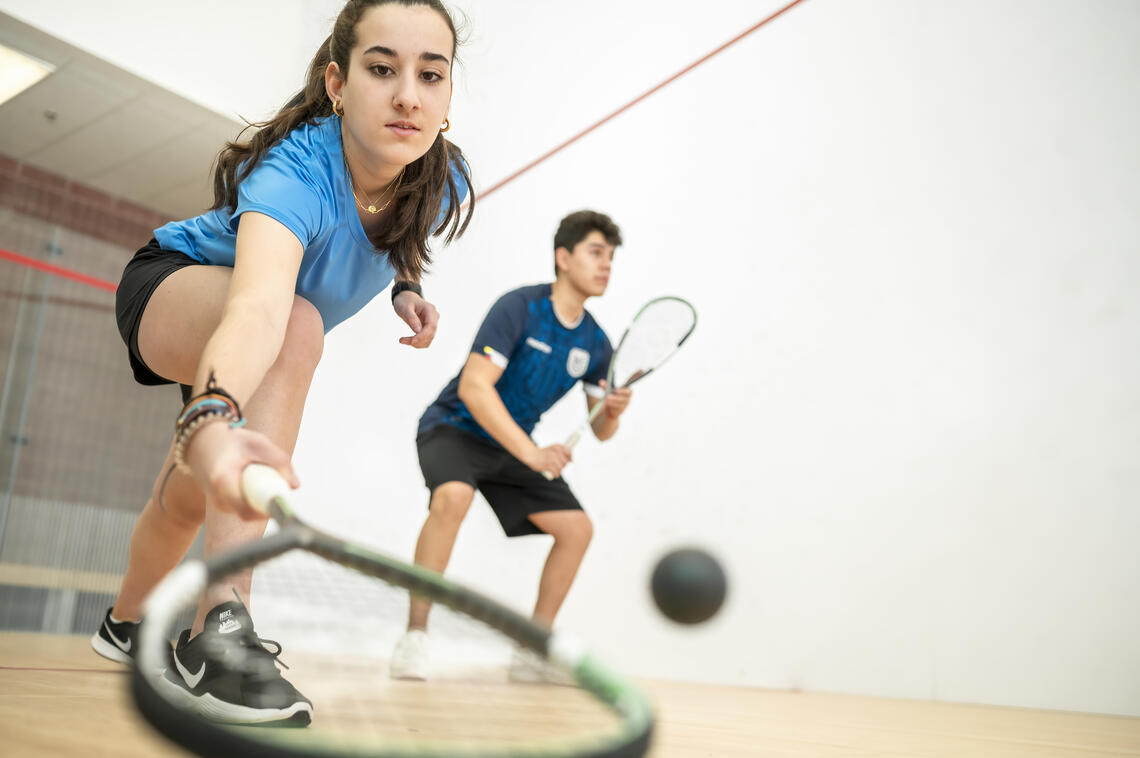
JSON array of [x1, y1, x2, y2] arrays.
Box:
[[566, 347, 590, 378]]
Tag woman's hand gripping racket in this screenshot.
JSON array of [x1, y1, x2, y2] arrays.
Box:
[[132, 464, 654, 758], [543, 296, 697, 479]]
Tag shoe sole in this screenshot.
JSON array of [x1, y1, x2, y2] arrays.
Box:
[[157, 674, 313, 726], [90, 632, 133, 665]]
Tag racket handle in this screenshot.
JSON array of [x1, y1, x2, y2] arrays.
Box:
[[240, 464, 291, 515], [541, 396, 609, 479], [541, 425, 590, 479]]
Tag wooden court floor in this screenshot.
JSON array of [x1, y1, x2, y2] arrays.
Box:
[[2, 631, 1137, 757]]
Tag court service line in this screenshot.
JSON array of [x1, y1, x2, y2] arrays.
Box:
[[477, 0, 810, 200]]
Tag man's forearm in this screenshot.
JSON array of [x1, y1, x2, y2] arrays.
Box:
[[459, 382, 539, 464], [591, 408, 619, 441]]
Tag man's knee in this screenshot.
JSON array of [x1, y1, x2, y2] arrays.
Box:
[[549, 512, 593, 549], [428, 482, 475, 526]]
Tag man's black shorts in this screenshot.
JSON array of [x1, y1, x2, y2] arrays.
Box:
[[416, 423, 583, 537]]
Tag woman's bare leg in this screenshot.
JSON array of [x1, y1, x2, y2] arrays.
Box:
[[110, 265, 323, 632]]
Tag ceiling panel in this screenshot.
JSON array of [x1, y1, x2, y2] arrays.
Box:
[[146, 177, 215, 220], [0, 63, 136, 157], [25, 94, 203, 179], [0, 11, 242, 218], [91, 114, 242, 209]]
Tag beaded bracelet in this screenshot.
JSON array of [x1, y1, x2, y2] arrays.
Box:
[[172, 412, 231, 474], [172, 371, 246, 474]]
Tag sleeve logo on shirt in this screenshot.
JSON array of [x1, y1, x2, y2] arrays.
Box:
[[482, 345, 508, 369], [566, 347, 590, 378]]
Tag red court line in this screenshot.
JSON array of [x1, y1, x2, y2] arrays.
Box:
[[0, 287, 115, 311], [0, 0, 809, 291], [0, 247, 117, 293], [478, 0, 810, 200]]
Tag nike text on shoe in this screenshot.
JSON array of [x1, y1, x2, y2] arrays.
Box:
[[91, 608, 140, 665], [164, 600, 313, 726], [389, 629, 429, 681]]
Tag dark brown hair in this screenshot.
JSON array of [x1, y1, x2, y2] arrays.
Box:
[[553, 210, 622, 275], [210, 0, 473, 280]]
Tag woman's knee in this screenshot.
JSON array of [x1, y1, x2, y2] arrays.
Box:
[[148, 469, 206, 530], [276, 296, 324, 375]]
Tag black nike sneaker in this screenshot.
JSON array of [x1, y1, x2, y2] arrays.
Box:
[[91, 608, 140, 664], [163, 600, 312, 726], [92, 607, 175, 673]]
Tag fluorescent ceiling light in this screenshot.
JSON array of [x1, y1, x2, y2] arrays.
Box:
[[0, 43, 55, 105]]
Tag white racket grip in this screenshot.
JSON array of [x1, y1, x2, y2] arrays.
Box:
[[541, 397, 607, 479], [240, 464, 291, 514], [541, 424, 586, 480]]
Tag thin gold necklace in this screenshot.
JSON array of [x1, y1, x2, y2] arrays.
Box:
[[346, 160, 405, 215]]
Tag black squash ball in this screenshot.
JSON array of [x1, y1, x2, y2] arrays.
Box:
[[651, 547, 727, 624]]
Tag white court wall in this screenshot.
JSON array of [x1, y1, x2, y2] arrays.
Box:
[[2, 0, 1137, 716]]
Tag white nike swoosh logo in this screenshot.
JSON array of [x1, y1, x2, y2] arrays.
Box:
[[173, 649, 206, 688], [104, 622, 131, 653]]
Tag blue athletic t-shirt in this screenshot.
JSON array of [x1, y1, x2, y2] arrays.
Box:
[[153, 115, 468, 332], [419, 284, 613, 442]]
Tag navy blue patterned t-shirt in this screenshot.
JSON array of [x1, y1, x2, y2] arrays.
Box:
[[418, 284, 612, 442]]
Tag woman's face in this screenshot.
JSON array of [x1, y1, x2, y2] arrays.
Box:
[[331, 3, 454, 171]]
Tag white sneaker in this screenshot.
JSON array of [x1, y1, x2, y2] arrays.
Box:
[[508, 648, 574, 686], [389, 629, 429, 681]]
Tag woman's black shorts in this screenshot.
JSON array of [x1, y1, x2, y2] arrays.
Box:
[[115, 238, 202, 401]]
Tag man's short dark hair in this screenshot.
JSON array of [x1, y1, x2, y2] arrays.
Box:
[[553, 210, 622, 275]]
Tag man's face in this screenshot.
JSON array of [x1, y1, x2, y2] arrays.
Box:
[[558, 230, 615, 297]]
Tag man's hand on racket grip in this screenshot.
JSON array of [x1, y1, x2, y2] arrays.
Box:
[[598, 380, 632, 418], [183, 422, 300, 518], [528, 444, 572, 478]]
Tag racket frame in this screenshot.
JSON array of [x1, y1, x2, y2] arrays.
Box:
[[132, 465, 654, 758], [543, 296, 696, 478]]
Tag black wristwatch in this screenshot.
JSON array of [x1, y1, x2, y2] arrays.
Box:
[[391, 280, 423, 303]]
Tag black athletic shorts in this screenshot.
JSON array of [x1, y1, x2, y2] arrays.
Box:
[[416, 423, 583, 538], [115, 238, 202, 403]]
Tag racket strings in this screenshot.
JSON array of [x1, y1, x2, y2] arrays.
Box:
[[176, 551, 623, 748], [612, 299, 696, 387], [136, 470, 653, 757], [203, 630, 289, 674]]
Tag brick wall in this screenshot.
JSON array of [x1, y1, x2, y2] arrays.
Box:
[[0, 153, 172, 250]]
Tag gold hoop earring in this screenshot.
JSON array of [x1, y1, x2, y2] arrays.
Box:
[[332, 100, 344, 118], [440, 118, 450, 133]]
